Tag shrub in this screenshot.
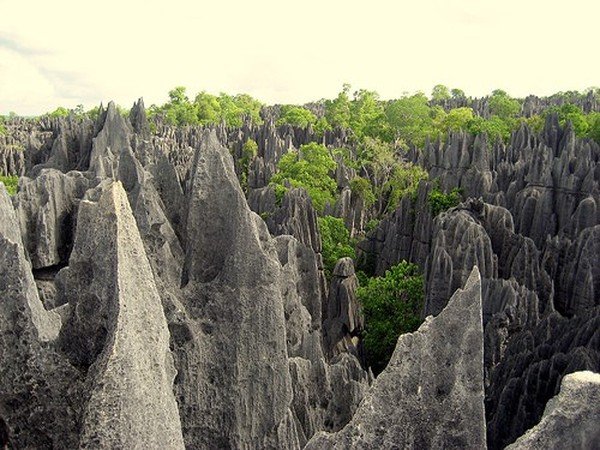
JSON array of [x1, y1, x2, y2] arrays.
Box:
[[357, 261, 424, 374], [427, 187, 462, 216], [318, 216, 356, 278], [0, 175, 19, 196], [270, 143, 337, 212]]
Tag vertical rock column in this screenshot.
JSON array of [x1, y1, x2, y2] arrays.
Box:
[[57, 182, 185, 449]]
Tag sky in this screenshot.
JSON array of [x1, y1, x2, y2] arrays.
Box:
[[0, 0, 599, 115]]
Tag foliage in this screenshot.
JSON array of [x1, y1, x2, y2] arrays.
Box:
[[384, 163, 428, 212], [324, 85, 390, 141], [151, 87, 264, 127], [269, 143, 337, 212], [238, 138, 258, 192], [588, 112, 600, 143], [385, 93, 437, 148], [431, 84, 451, 102], [349, 176, 376, 207], [357, 261, 424, 373], [365, 218, 380, 233], [545, 103, 590, 137], [0, 117, 6, 135], [439, 107, 475, 133], [348, 89, 391, 141], [488, 89, 521, 119], [0, 175, 18, 196], [324, 83, 352, 130], [318, 216, 356, 278], [451, 88, 466, 99], [276, 105, 317, 128], [467, 115, 514, 142], [47, 107, 71, 118], [428, 187, 462, 216]]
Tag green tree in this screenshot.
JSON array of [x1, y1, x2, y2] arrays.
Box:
[[385, 93, 435, 148], [488, 89, 520, 119], [384, 163, 428, 212], [349, 176, 376, 207], [451, 88, 466, 99], [431, 84, 451, 102], [276, 105, 317, 128], [194, 91, 222, 125], [357, 261, 424, 373], [349, 89, 391, 141], [238, 138, 258, 192], [440, 107, 475, 133], [325, 84, 352, 129], [47, 106, 70, 118], [587, 112, 600, 143], [546, 103, 590, 137], [270, 143, 337, 212], [467, 115, 513, 142], [318, 216, 356, 278]]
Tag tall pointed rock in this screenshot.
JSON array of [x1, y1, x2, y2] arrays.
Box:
[[178, 130, 299, 449], [306, 267, 486, 449], [57, 182, 184, 449]]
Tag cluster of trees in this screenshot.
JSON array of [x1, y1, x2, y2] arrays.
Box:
[[147, 87, 263, 128], [269, 142, 338, 212]]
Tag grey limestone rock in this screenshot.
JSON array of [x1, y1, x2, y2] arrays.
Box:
[[268, 188, 322, 254], [0, 182, 81, 449], [486, 307, 600, 449], [14, 169, 91, 269], [506, 371, 600, 450], [306, 267, 486, 450], [177, 130, 299, 449], [322, 258, 364, 360], [58, 182, 185, 449]]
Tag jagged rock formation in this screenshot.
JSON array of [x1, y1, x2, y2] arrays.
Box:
[[306, 268, 486, 449], [1, 98, 598, 450], [175, 130, 301, 449], [506, 371, 600, 450], [357, 181, 435, 275], [0, 183, 81, 449], [59, 182, 185, 449], [322, 258, 364, 360]]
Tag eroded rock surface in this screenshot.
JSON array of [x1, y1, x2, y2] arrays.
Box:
[[306, 268, 485, 449], [507, 371, 600, 450]]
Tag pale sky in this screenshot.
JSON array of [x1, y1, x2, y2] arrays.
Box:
[[0, 0, 598, 115]]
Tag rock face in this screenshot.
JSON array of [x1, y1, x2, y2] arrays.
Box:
[[0, 182, 80, 449], [2, 98, 598, 449], [306, 268, 486, 449], [322, 258, 364, 360], [177, 131, 299, 449], [58, 182, 185, 449], [507, 371, 600, 450]]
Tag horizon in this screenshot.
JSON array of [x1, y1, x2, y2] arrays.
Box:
[[1, 0, 599, 115]]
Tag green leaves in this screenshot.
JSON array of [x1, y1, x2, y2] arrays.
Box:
[[152, 87, 264, 127], [427, 187, 462, 216], [357, 261, 424, 374], [0, 176, 19, 196], [270, 143, 337, 212], [318, 216, 356, 278], [276, 105, 317, 128]]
